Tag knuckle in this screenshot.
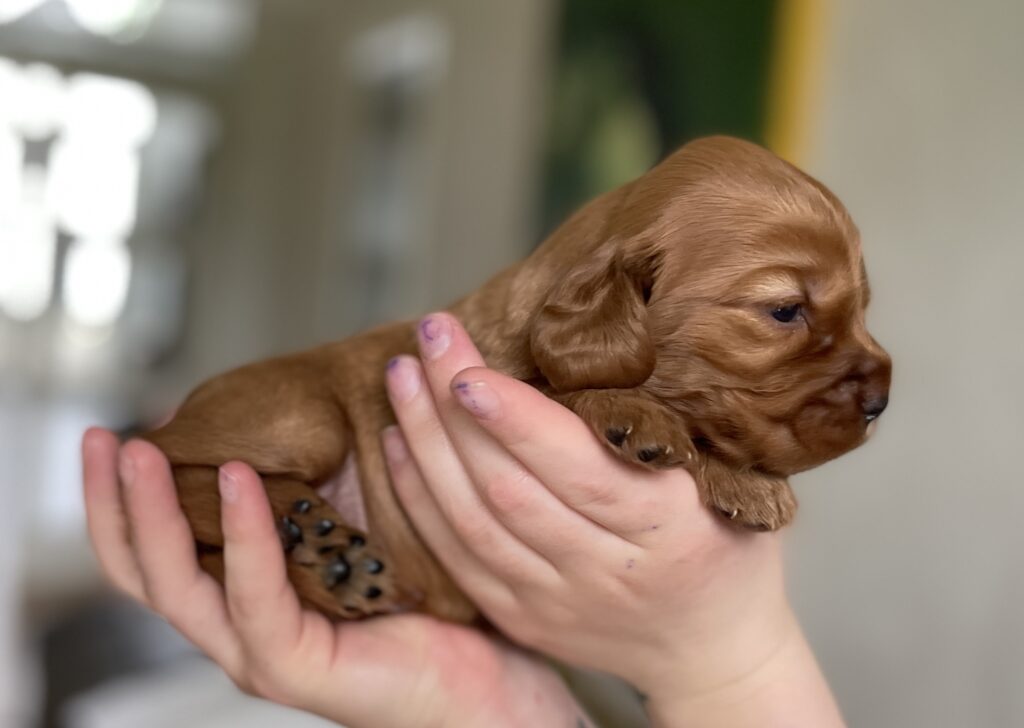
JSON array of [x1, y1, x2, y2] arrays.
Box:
[[225, 586, 262, 624], [504, 618, 540, 647], [480, 591, 520, 623], [416, 416, 452, 448], [154, 580, 205, 628], [444, 494, 491, 535], [139, 577, 168, 611], [389, 461, 423, 500], [243, 660, 297, 705], [106, 569, 144, 602], [231, 674, 258, 698], [452, 507, 496, 547], [567, 477, 618, 510], [535, 599, 575, 629], [480, 470, 534, 514]]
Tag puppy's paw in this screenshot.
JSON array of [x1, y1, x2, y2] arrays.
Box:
[[602, 418, 697, 469], [267, 484, 410, 619], [705, 473, 797, 532], [559, 390, 697, 470]]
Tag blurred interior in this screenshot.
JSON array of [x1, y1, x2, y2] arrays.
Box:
[[1, 0, 1021, 726]]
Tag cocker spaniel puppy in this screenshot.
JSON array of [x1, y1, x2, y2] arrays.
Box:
[[145, 136, 892, 623]]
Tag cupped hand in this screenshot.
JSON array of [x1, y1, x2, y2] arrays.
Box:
[[385, 313, 837, 724], [81, 428, 588, 728]]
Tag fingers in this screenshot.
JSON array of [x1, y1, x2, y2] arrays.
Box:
[[442, 382, 633, 563], [387, 355, 557, 585], [382, 427, 515, 608], [387, 317, 560, 584], [84, 431, 330, 700], [81, 428, 146, 602], [119, 439, 245, 675], [448, 366, 690, 537], [416, 316, 612, 560], [415, 315, 606, 557], [218, 461, 308, 658], [390, 313, 650, 571]]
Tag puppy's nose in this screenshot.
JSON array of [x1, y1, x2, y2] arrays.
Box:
[[862, 396, 889, 422]]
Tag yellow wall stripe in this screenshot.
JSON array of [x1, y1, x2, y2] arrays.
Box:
[[766, 0, 830, 165]]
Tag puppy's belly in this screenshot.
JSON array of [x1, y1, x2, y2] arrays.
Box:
[[317, 452, 368, 533]]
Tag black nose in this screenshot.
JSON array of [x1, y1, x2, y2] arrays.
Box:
[[863, 396, 889, 422]]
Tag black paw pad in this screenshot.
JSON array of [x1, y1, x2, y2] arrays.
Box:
[[324, 556, 351, 588], [637, 446, 664, 463], [315, 519, 335, 536], [605, 426, 629, 447], [278, 517, 303, 551], [364, 558, 384, 575], [365, 586, 383, 600], [292, 499, 312, 514], [349, 535, 366, 548]]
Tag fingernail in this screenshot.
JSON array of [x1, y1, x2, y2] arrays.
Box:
[[452, 380, 500, 420], [418, 315, 452, 360], [381, 426, 409, 465], [219, 467, 238, 503], [119, 452, 136, 488], [386, 356, 421, 403]]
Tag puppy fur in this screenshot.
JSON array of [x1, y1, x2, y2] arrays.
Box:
[[144, 136, 892, 623]]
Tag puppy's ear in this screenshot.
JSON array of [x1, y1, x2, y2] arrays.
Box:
[[531, 247, 657, 393]]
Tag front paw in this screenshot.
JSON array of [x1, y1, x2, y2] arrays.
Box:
[[706, 474, 797, 532], [580, 396, 697, 469], [602, 424, 692, 468]]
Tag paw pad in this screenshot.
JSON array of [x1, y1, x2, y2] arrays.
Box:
[[278, 517, 303, 551], [637, 446, 666, 463], [325, 556, 351, 587], [605, 426, 631, 447], [277, 497, 394, 617]]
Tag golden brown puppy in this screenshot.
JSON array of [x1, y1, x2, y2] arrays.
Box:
[[145, 136, 892, 624]]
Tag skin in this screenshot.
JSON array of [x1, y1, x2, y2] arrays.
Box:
[[82, 429, 587, 728], [81, 312, 846, 727]]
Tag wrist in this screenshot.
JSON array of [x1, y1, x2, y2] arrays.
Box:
[[627, 538, 844, 727], [642, 614, 844, 727]]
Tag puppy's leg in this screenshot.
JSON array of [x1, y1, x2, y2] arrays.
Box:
[[554, 390, 794, 530], [140, 359, 418, 617], [555, 389, 698, 469], [696, 458, 797, 532], [174, 466, 414, 618]]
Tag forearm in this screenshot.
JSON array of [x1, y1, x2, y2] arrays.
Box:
[[641, 609, 844, 728]]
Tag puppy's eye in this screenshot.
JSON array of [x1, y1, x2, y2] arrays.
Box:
[[771, 303, 802, 323]]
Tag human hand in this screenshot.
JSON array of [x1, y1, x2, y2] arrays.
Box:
[[81, 428, 590, 728], [384, 312, 845, 727]]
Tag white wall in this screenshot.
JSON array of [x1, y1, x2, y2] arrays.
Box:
[[788, 1, 1024, 725]]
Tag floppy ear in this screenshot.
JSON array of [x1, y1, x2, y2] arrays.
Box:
[[530, 247, 657, 393]]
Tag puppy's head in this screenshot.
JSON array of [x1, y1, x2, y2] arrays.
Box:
[[532, 136, 891, 475]]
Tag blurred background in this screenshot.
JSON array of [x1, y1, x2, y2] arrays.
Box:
[[0, 0, 1020, 725]]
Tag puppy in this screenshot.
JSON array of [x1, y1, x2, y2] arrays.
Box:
[[145, 136, 892, 623]]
